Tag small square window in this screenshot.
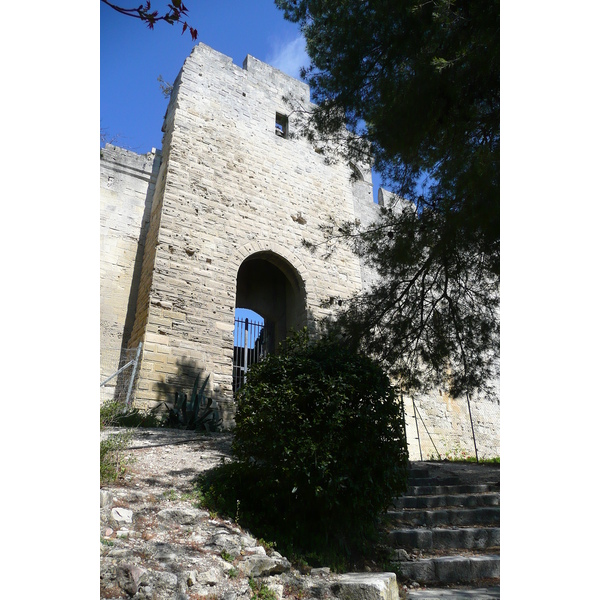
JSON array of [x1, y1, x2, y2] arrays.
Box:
[[275, 113, 288, 138]]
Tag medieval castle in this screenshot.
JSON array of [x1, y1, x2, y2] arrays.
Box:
[[100, 43, 499, 459]]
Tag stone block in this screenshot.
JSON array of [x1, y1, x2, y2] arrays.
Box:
[[434, 556, 472, 583], [332, 572, 399, 600], [237, 555, 291, 577], [398, 560, 435, 584], [470, 555, 500, 579]]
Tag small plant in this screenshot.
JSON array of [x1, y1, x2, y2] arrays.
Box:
[[100, 398, 164, 429], [181, 490, 205, 508], [444, 443, 470, 462], [283, 582, 307, 600], [156, 372, 223, 431], [463, 455, 500, 465], [157, 74, 174, 98], [430, 442, 500, 465], [100, 429, 133, 483], [249, 578, 277, 600], [227, 567, 239, 579], [101, 397, 161, 484], [295, 557, 311, 575], [163, 489, 179, 501], [220, 549, 235, 562], [257, 538, 276, 555]]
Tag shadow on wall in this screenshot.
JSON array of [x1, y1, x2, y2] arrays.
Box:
[[154, 356, 222, 431]]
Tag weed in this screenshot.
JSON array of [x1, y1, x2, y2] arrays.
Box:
[[429, 444, 500, 465], [227, 567, 239, 579], [220, 549, 235, 562], [257, 538, 277, 555], [162, 489, 179, 501], [100, 399, 141, 484], [249, 577, 278, 600], [182, 489, 209, 509], [283, 583, 306, 600], [100, 430, 133, 483]]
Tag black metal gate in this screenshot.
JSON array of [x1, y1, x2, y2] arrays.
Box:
[[233, 317, 268, 393]]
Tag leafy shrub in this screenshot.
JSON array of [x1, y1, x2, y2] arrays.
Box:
[[200, 330, 409, 560]]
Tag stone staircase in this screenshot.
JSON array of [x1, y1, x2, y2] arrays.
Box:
[[386, 461, 500, 597]]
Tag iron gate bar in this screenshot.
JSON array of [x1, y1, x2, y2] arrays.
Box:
[[233, 316, 267, 393]]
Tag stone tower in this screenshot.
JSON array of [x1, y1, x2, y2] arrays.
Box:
[[125, 43, 377, 426]]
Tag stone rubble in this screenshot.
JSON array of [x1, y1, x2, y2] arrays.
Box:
[[100, 428, 401, 600]]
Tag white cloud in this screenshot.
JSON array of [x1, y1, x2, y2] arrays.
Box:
[[267, 35, 309, 80]]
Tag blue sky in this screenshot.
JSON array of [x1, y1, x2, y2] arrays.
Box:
[[101, 1, 382, 195], [101, 1, 310, 153]]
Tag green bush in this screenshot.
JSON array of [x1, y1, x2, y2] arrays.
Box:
[[202, 331, 409, 560]]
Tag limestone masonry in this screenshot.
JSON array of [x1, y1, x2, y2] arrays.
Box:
[[100, 43, 499, 457]]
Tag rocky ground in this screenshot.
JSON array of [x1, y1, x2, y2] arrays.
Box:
[[100, 428, 403, 600]]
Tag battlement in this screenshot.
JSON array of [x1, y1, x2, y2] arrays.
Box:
[[242, 53, 310, 101], [101, 144, 162, 185], [184, 42, 311, 102]]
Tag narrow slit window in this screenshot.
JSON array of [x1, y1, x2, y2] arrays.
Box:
[[275, 113, 288, 138]]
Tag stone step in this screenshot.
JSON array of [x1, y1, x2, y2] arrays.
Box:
[[407, 585, 500, 599], [398, 554, 500, 585], [399, 462, 501, 593], [388, 527, 500, 550], [407, 467, 431, 478], [387, 507, 499, 528], [407, 477, 462, 487], [393, 492, 500, 509], [407, 483, 498, 496], [332, 572, 399, 600]]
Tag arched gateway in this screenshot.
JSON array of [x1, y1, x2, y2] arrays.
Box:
[[233, 251, 307, 391]]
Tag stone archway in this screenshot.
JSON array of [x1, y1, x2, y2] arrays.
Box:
[[235, 250, 307, 354]]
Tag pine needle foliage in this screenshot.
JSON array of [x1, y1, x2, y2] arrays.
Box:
[[276, 0, 500, 397]]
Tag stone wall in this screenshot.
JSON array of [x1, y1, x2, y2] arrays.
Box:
[[100, 145, 161, 390], [404, 388, 500, 461]]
